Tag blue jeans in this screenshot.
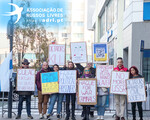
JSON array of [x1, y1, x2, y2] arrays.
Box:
[[17, 95, 31, 116], [97, 95, 107, 116], [47, 93, 64, 114]]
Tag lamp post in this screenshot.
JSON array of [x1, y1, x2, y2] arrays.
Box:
[[7, 0, 13, 118]]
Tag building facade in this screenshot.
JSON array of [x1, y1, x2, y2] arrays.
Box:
[[91, 0, 150, 82]]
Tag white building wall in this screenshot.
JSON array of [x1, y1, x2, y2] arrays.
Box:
[[123, 0, 143, 29]]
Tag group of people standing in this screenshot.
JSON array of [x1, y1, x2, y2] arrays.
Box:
[[15, 57, 144, 120]]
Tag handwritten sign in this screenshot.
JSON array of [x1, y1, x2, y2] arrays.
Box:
[[96, 65, 113, 87], [110, 71, 129, 95], [71, 42, 87, 63], [127, 78, 146, 103], [41, 72, 59, 94], [92, 43, 108, 63], [78, 78, 97, 105], [17, 69, 35, 91], [59, 70, 76, 93], [49, 44, 65, 65]]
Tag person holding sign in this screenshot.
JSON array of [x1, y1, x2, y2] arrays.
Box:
[[114, 57, 128, 120], [80, 67, 94, 120], [96, 78, 108, 119], [65, 61, 78, 120], [76, 62, 96, 118], [129, 66, 144, 120], [15, 59, 33, 119], [47, 64, 64, 119], [36, 62, 50, 119]]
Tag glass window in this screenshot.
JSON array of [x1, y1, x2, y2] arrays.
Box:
[[100, 11, 106, 38], [108, 39, 114, 65], [143, 49, 150, 83], [114, 0, 118, 22], [106, 0, 114, 30]]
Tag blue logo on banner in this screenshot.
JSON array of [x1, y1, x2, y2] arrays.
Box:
[[0, 0, 68, 31]]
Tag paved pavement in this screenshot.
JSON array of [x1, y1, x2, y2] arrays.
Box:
[[0, 111, 150, 120]]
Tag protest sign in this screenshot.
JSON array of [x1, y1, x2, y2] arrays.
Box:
[[96, 65, 113, 87], [49, 44, 65, 65], [110, 71, 129, 95], [126, 78, 146, 103], [78, 78, 97, 105], [59, 70, 76, 93], [71, 42, 87, 63], [92, 43, 108, 63], [41, 72, 59, 94], [17, 69, 35, 91]]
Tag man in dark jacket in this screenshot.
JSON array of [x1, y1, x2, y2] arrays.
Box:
[[36, 61, 50, 119], [16, 59, 33, 119], [65, 61, 79, 120]]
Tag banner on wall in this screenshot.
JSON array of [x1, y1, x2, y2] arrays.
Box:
[[92, 43, 108, 63]]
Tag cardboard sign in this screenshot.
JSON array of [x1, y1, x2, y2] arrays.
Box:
[[59, 70, 76, 93], [110, 71, 129, 95], [96, 65, 114, 87], [92, 43, 108, 63], [17, 69, 35, 91], [71, 42, 87, 63], [41, 72, 59, 94], [49, 44, 65, 65], [78, 78, 97, 105], [127, 78, 146, 103]]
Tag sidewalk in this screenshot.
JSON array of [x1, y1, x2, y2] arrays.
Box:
[[0, 112, 150, 120]]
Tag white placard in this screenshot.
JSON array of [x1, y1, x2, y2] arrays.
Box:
[[96, 65, 113, 87], [78, 79, 97, 105], [110, 71, 129, 95], [17, 69, 35, 91], [49, 44, 65, 65], [127, 78, 146, 103], [59, 70, 76, 93], [71, 42, 87, 63]]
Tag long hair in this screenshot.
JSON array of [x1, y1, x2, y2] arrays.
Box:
[[68, 61, 74, 69], [129, 66, 139, 77], [83, 67, 91, 75]]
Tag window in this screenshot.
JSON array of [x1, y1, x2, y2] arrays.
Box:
[[114, 0, 118, 22], [143, 49, 150, 83], [106, 0, 114, 30], [100, 11, 106, 38]]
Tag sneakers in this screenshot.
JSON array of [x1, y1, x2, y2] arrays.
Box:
[[28, 115, 33, 119], [72, 116, 76, 120], [39, 114, 44, 119], [47, 114, 51, 120], [57, 114, 61, 119], [43, 114, 47, 119], [15, 115, 21, 119], [121, 117, 125, 120], [90, 111, 94, 118], [97, 116, 104, 120], [115, 116, 120, 120]]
